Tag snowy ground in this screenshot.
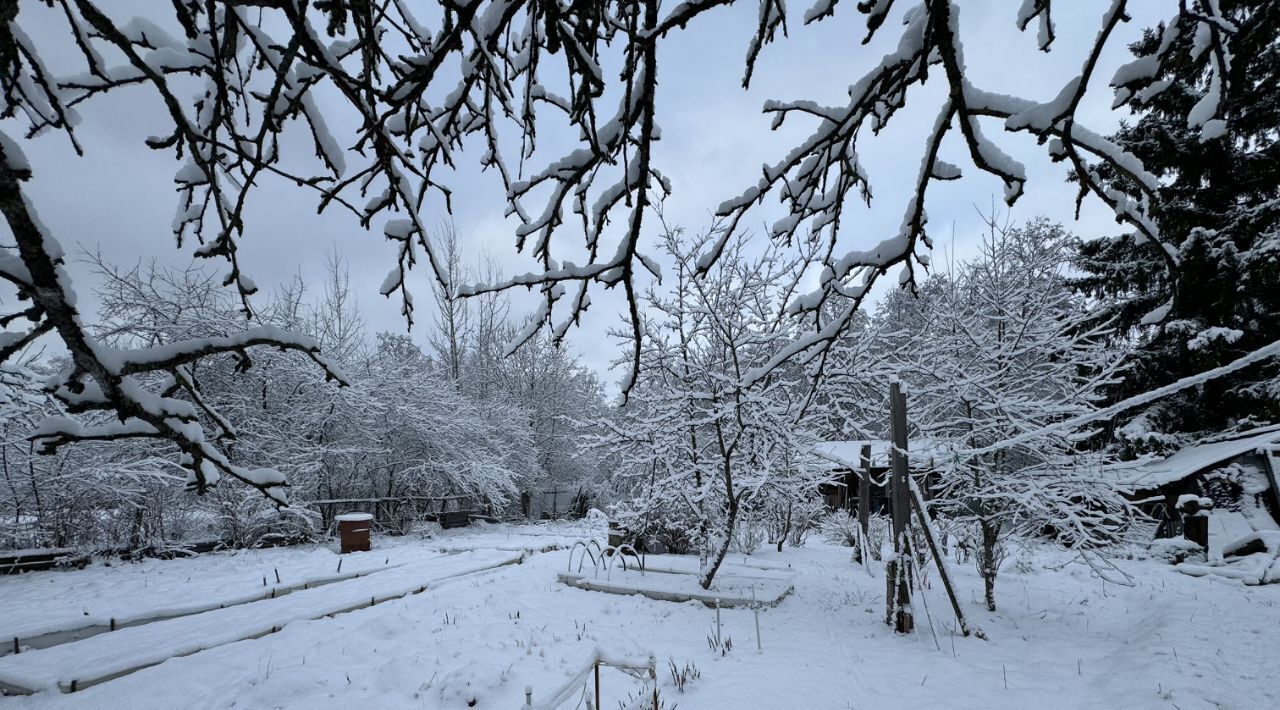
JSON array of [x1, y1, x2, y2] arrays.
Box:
[[0, 522, 1277, 709]]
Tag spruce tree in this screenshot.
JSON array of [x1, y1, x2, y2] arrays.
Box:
[[1072, 1, 1280, 452]]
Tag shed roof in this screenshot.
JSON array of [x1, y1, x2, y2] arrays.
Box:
[[1108, 425, 1280, 490], [812, 439, 942, 470]]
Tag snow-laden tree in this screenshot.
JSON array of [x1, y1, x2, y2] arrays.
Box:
[[0, 2, 1241, 501], [876, 218, 1132, 610], [591, 228, 826, 588], [425, 229, 611, 509], [5, 254, 559, 546], [1072, 0, 1280, 452]]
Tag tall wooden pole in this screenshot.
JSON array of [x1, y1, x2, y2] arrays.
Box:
[[858, 443, 872, 542], [886, 382, 913, 633]]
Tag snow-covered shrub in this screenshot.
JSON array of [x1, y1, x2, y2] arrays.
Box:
[[773, 496, 824, 552], [730, 516, 766, 555], [819, 510, 889, 561], [213, 489, 318, 548], [867, 514, 889, 561], [787, 511, 818, 548], [820, 510, 861, 548], [767, 496, 824, 551], [608, 502, 699, 555], [1010, 545, 1039, 574]]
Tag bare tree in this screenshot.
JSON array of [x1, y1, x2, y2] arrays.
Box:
[[0, 2, 1236, 500], [429, 223, 471, 381], [592, 227, 825, 589], [873, 218, 1134, 609]]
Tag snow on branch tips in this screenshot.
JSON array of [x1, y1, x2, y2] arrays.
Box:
[[0, 1, 1239, 407], [0, 131, 346, 503]]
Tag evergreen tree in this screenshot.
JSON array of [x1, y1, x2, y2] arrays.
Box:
[[1073, 1, 1280, 452]]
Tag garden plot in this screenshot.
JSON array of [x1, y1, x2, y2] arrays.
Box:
[[427, 520, 604, 555], [3, 563, 403, 655], [8, 530, 1279, 710], [0, 549, 521, 694], [6, 524, 1280, 709], [0, 543, 418, 646], [559, 568, 793, 607], [558, 555, 795, 607]]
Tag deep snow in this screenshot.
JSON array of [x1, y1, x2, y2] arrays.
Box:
[[0, 522, 1277, 709]]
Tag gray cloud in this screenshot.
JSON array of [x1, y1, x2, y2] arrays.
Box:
[[3, 1, 1171, 389]]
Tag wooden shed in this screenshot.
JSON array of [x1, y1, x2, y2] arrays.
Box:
[[1106, 425, 1280, 537], [811, 440, 940, 513]]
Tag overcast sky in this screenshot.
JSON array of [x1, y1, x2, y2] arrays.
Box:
[[3, 1, 1172, 391]]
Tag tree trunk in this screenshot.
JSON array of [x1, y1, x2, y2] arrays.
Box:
[[980, 519, 1001, 612], [776, 502, 790, 552], [700, 494, 739, 590], [700, 516, 734, 590]]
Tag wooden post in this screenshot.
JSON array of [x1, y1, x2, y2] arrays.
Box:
[[1179, 497, 1211, 550], [858, 444, 872, 541], [594, 660, 601, 710], [886, 382, 913, 634], [907, 479, 981, 638]]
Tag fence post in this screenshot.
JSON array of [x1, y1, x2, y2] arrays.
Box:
[[523, 685, 533, 709], [858, 444, 872, 542], [886, 382, 914, 634]]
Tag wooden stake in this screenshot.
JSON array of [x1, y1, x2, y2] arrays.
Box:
[[752, 587, 762, 652], [859, 443, 873, 567], [887, 382, 913, 634], [907, 478, 981, 639], [714, 598, 722, 645]]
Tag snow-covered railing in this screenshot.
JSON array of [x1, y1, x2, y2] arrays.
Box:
[[521, 649, 657, 710]]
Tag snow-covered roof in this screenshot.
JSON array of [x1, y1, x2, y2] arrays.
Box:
[[1109, 425, 1280, 490], [812, 439, 942, 470]]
